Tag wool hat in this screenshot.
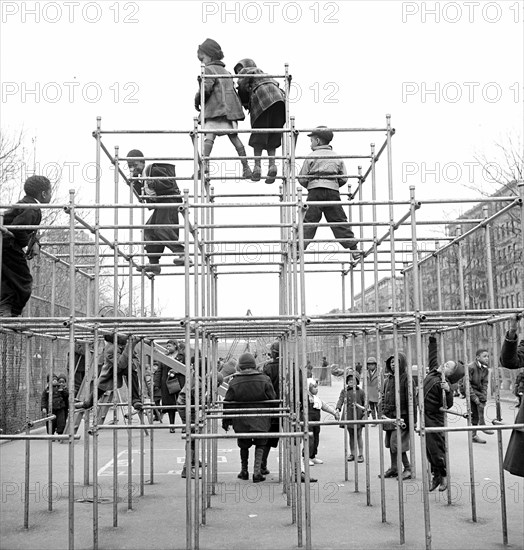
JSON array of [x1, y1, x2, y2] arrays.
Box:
[[237, 352, 257, 370], [366, 356, 377, 364], [234, 58, 257, 74], [127, 149, 144, 158], [270, 341, 280, 355], [57, 373, 67, 382], [345, 369, 360, 383], [198, 38, 224, 61], [307, 126, 334, 144]]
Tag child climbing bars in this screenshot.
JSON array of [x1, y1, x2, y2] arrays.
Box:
[[195, 38, 252, 180]]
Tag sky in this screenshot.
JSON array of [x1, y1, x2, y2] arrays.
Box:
[[1, 0, 523, 319]]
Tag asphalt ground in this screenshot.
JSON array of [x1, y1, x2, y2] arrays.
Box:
[[1, 377, 523, 550]]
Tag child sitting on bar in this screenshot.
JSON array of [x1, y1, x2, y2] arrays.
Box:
[[424, 334, 465, 491]]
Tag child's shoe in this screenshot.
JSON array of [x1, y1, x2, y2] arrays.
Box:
[[309, 459, 315, 466], [144, 264, 161, 275], [265, 165, 278, 184], [438, 476, 448, 491], [429, 476, 441, 492], [357, 455, 364, 463], [378, 468, 398, 478], [311, 458, 323, 464], [237, 469, 249, 480], [173, 256, 194, 267], [252, 473, 266, 483], [251, 167, 261, 181], [242, 165, 253, 179], [402, 469, 412, 480], [347, 454, 355, 462]]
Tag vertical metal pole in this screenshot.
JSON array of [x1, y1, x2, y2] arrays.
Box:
[[92, 115, 102, 550], [435, 242, 453, 505], [456, 226, 477, 522], [112, 146, 120, 528], [409, 186, 431, 550], [182, 189, 193, 550], [385, 114, 405, 544], [48, 260, 57, 510], [67, 189, 77, 550], [84, 281, 92, 488], [484, 205, 508, 545], [23, 335, 31, 529], [370, 142, 386, 522]]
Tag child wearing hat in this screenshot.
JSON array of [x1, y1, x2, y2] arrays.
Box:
[[234, 58, 286, 184], [298, 127, 359, 259], [366, 357, 380, 423], [125, 150, 186, 274], [195, 39, 252, 180], [307, 378, 339, 466], [336, 370, 366, 462], [41, 372, 69, 435], [222, 352, 276, 482]]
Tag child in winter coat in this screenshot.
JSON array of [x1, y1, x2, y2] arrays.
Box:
[[297, 127, 359, 259], [222, 353, 276, 483], [195, 39, 252, 180], [424, 335, 465, 491], [234, 58, 286, 184], [41, 373, 69, 435], [336, 371, 366, 462], [379, 352, 417, 480], [307, 378, 339, 465]]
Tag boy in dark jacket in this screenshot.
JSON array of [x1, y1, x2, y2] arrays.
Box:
[[379, 352, 417, 480], [297, 127, 359, 259], [424, 336, 465, 491], [1, 175, 52, 317], [223, 352, 276, 483], [41, 373, 69, 435], [126, 150, 186, 274]]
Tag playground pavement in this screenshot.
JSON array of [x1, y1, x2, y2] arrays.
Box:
[[1, 377, 523, 550]]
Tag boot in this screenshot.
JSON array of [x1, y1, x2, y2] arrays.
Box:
[[378, 451, 398, 478], [260, 446, 270, 475], [429, 475, 441, 492], [438, 476, 448, 492], [265, 164, 278, 184], [238, 448, 249, 480], [251, 161, 261, 181], [401, 452, 411, 479], [235, 145, 252, 179], [252, 446, 266, 483]]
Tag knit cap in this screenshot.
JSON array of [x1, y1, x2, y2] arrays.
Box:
[[198, 38, 224, 60], [237, 352, 256, 370]]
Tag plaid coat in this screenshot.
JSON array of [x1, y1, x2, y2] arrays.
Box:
[[237, 67, 285, 126]]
